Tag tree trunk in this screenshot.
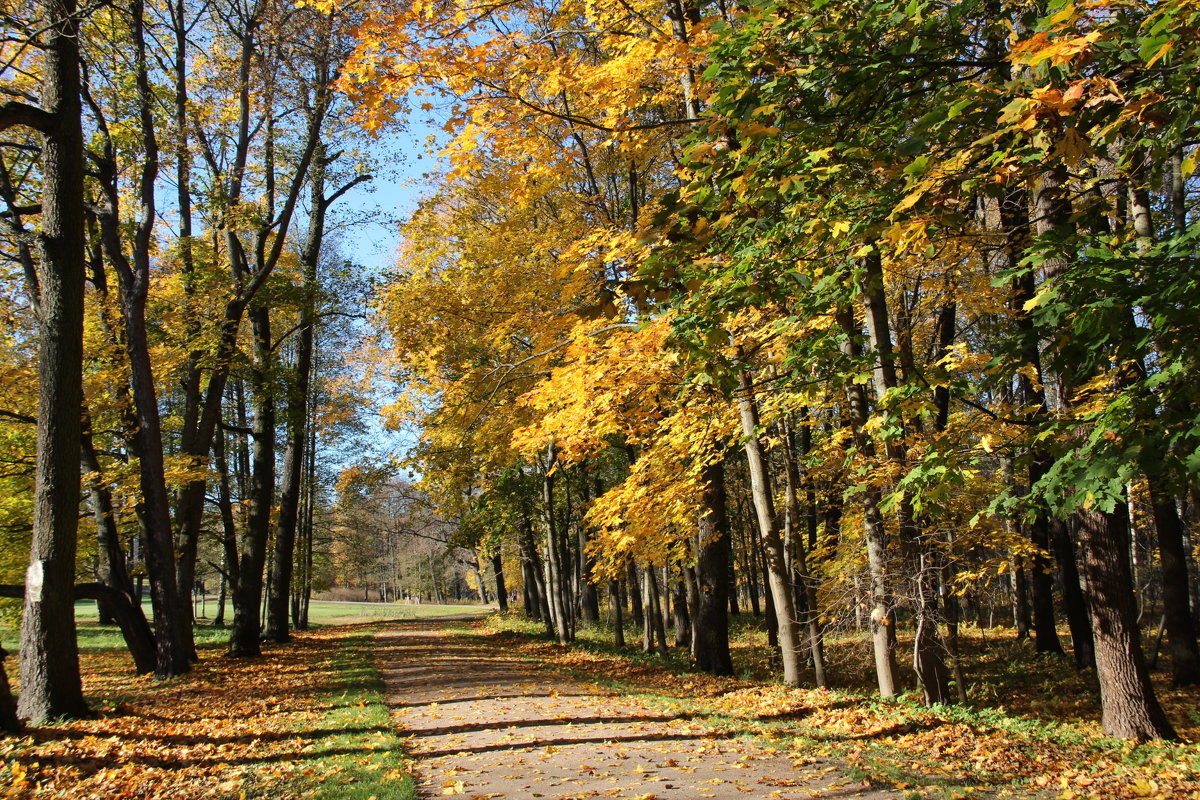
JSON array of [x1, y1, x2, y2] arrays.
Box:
[[694, 459, 733, 676], [492, 548, 508, 612], [734, 365, 802, 684], [1150, 493, 1200, 685], [266, 146, 327, 643], [2, 583, 155, 678], [543, 447, 571, 644], [1077, 507, 1176, 740], [836, 307, 899, 698], [1011, 565, 1031, 639], [15, 0, 89, 723], [610, 581, 625, 647], [781, 418, 827, 687], [229, 305, 275, 657], [672, 573, 690, 648], [643, 565, 669, 659], [1053, 519, 1096, 669], [627, 560, 644, 627], [0, 646, 20, 733], [81, 417, 153, 665], [860, 250, 950, 704]]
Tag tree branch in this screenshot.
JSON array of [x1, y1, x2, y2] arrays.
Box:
[[0, 100, 52, 134]]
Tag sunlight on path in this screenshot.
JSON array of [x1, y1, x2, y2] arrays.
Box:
[[377, 623, 895, 800]]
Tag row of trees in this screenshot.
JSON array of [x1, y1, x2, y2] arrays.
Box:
[[0, 0, 377, 728], [354, 0, 1200, 741]]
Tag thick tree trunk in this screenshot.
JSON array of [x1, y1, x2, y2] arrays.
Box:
[[694, 460, 733, 676], [1077, 507, 1176, 740], [15, 0, 89, 723]]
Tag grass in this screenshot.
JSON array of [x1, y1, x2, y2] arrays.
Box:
[[286, 630, 416, 800], [0, 598, 488, 653]]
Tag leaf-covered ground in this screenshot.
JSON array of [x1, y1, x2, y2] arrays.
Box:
[[479, 616, 1200, 800], [0, 625, 415, 799]]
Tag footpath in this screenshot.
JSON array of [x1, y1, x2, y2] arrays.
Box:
[[377, 621, 894, 800]]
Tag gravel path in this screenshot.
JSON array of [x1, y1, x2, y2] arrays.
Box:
[[377, 622, 895, 800]]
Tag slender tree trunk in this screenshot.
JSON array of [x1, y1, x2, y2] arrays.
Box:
[[266, 143, 327, 643], [836, 307, 899, 698], [781, 418, 827, 687], [860, 251, 950, 704], [627, 561, 644, 627], [610, 581, 625, 647], [492, 548, 508, 612], [543, 447, 571, 644], [672, 573, 690, 648], [229, 305, 275, 657], [1150, 493, 1200, 685], [1011, 565, 1031, 639], [643, 565, 670, 659], [80, 417, 155, 673], [734, 364, 802, 685]]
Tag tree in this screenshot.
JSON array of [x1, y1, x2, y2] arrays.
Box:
[[1, 0, 92, 723]]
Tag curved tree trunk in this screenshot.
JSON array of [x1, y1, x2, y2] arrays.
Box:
[[1, 583, 155, 674]]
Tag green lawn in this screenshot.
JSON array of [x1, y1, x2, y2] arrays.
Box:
[[0, 598, 489, 654]]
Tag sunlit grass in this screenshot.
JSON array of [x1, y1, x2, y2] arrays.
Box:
[[0, 599, 489, 654]]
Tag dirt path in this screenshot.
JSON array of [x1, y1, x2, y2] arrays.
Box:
[[377, 622, 895, 800]]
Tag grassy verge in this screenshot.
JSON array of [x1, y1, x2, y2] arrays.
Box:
[[289, 630, 416, 800], [473, 613, 1200, 800]]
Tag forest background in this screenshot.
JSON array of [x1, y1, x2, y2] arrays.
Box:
[[2, 0, 1200, 780]]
